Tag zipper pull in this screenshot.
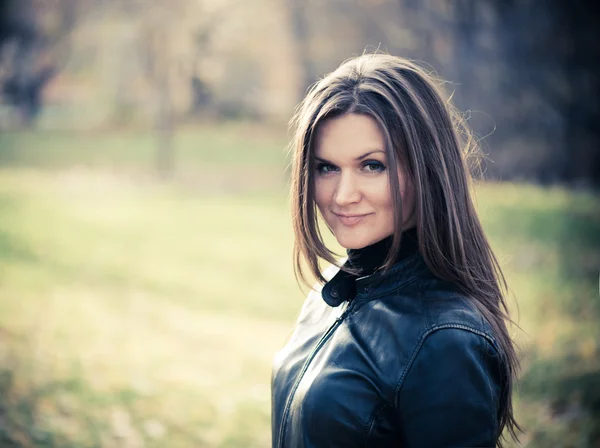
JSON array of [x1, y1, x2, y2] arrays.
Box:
[[337, 300, 353, 321]]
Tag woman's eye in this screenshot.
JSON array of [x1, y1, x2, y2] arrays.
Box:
[[363, 160, 386, 172], [316, 163, 337, 174]]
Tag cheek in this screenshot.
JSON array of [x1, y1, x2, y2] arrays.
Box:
[[314, 179, 330, 210], [375, 178, 393, 210]]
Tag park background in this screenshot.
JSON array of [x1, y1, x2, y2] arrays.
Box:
[[0, 0, 599, 446]]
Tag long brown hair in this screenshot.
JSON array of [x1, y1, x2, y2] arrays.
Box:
[[288, 53, 522, 446]]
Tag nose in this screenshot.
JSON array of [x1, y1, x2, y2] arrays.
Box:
[[333, 171, 361, 207]]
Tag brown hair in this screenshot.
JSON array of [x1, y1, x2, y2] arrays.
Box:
[[288, 53, 521, 446]]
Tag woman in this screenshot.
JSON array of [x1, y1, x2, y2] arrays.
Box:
[[271, 54, 521, 448]]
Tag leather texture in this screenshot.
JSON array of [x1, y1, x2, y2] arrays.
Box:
[[271, 252, 505, 448]]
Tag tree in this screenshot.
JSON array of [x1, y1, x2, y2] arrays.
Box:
[[0, 0, 83, 127]]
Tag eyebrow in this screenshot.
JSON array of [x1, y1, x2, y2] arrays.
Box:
[[315, 149, 386, 163]]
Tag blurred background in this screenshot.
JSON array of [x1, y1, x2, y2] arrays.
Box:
[[0, 0, 598, 446]]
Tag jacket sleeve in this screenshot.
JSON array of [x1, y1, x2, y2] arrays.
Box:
[[395, 328, 504, 447]]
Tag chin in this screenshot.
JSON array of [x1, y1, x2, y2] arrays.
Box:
[[335, 234, 375, 250], [337, 241, 362, 250]]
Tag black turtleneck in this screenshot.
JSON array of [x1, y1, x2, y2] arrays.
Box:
[[346, 227, 419, 277]]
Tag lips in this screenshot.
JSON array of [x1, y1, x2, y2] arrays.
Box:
[[334, 213, 371, 226]]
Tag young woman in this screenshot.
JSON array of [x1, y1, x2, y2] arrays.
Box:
[[271, 53, 521, 447]]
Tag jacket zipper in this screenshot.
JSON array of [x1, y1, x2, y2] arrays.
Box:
[[277, 300, 355, 448]]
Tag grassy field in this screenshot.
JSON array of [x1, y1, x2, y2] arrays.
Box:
[[0, 126, 599, 447]]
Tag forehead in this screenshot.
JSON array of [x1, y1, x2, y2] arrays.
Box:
[[314, 113, 386, 159]]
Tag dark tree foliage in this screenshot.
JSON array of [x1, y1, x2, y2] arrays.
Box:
[[388, 0, 600, 186], [446, 0, 600, 186], [0, 0, 56, 126], [487, 0, 600, 185]]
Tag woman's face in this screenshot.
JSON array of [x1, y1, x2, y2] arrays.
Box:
[[313, 113, 414, 250]]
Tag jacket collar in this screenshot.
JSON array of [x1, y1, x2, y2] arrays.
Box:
[[321, 251, 432, 307]]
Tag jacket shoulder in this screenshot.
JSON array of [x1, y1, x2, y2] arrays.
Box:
[[394, 325, 504, 445], [418, 280, 497, 345]]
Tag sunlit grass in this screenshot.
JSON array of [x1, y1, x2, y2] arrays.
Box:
[[0, 123, 289, 172], [0, 168, 301, 447]]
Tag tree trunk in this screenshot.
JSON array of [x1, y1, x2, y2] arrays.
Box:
[[156, 67, 174, 179], [285, 0, 314, 99]]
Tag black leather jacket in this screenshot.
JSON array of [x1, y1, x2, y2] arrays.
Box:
[[271, 252, 505, 447]]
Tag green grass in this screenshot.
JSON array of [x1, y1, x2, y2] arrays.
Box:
[[0, 124, 289, 170], [0, 169, 296, 447], [0, 127, 599, 447]]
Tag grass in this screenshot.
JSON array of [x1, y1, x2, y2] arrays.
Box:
[[0, 123, 288, 170], [0, 127, 599, 447], [0, 169, 295, 447]]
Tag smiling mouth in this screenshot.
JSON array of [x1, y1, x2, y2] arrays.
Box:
[[334, 213, 371, 226]]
